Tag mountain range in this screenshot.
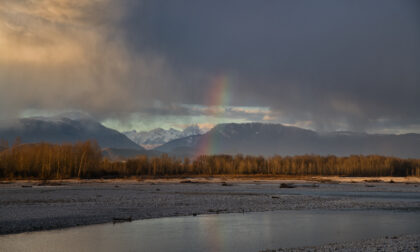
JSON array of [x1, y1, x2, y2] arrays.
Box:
[[156, 123, 420, 158], [1, 114, 419, 159]]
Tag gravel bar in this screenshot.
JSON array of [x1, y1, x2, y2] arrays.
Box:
[[261, 233, 420, 252], [1, 179, 419, 235]]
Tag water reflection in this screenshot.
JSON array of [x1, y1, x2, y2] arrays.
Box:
[[1, 210, 420, 252]]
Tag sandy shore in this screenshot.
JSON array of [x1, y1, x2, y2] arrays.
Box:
[[1, 177, 419, 236]]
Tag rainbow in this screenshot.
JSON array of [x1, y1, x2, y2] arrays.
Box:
[[205, 75, 231, 109], [195, 74, 233, 157]]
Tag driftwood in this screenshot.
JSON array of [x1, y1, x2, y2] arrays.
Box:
[[208, 209, 228, 214], [113, 217, 132, 223], [180, 180, 199, 184], [279, 183, 295, 188]]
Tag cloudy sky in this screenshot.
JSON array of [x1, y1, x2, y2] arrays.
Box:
[[1, 0, 419, 133]]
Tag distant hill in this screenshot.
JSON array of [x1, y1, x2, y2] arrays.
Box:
[[156, 123, 420, 158], [124, 125, 203, 149], [0, 113, 143, 150]]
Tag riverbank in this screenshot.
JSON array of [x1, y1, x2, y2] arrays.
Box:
[[1, 177, 419, 235], [2, 175, 420, 184]]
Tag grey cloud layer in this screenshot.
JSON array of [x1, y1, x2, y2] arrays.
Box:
[[124, 0, 420, 131], [1, 0, 419, 132]]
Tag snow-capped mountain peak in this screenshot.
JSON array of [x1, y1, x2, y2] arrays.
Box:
[[182, 125, 202, 136], [123, 125, 205, 149]]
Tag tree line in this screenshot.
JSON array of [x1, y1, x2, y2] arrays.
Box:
[[0, 140, 419, 179]]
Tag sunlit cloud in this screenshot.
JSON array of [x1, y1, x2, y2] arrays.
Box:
[[0, 0, 173, 126]]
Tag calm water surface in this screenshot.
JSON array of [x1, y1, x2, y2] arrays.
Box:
[[1, 210, 420, 252]]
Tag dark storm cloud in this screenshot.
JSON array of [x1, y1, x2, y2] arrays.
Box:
[[119, 0, 420, 131], [1, 0, 419, 132]]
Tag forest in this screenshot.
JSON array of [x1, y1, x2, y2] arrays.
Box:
[[0, 140, 419, 179]]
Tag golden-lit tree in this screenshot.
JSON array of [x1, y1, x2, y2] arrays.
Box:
[[0, 140, 419, 179]]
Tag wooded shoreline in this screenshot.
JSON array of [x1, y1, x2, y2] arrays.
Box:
[[1, 140, 419, 179]]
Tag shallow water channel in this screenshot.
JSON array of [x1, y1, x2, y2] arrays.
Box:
[[1, 209, 420, 252]]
